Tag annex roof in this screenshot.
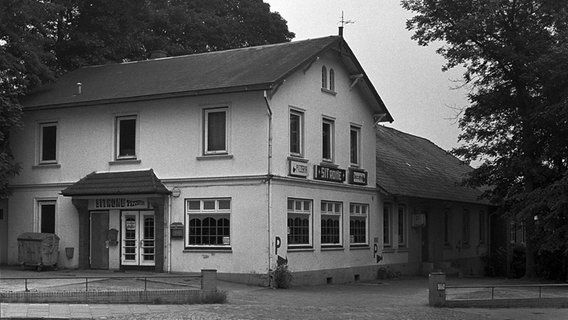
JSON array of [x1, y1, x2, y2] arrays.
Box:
[[61, 169, 171, 196], [376, 125, 486, 205], [23, 36, 393, 121]]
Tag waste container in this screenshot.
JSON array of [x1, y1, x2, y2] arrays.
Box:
[[17, 232, 60, 271]]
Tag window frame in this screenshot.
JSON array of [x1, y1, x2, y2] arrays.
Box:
[[203, 107, 229, 155], [383, 204, 392, 247], [37, 200, 56, 234], [349, 203, 369, 246], [115, 115, 138, 160], [350, 125, 361, 167], [289, 109, 304, 157], [321, 66, 328, 89], [320, 201, 342, 246], [322, 118, 335, 163], [38, 121, 58, 164], [329, 68, 335, 92], [397, 205, 407, 247], [185, 198, 231, 249], [287, 198, 313, 248]]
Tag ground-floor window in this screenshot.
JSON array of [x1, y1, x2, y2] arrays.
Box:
[[38, 200, 56, 233], [186, 198, 231, 248], [383, 204, 392, 247], [397, 205, 407, 247], [288, 198, 312, 247], [321, 201, 342, 246], [349, 203, 368, 245]]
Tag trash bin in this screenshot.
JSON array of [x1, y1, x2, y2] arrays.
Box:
[[17, 232, 60, 271]]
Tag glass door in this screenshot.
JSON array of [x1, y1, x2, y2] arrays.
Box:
[[121, 211, 155, 266]]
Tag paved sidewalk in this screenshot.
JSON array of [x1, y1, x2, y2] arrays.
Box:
[[2, 267, 568, 319]]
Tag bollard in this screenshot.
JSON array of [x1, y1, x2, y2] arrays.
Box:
[[201, 269, 218, 292], [428, 271, 446, 307]]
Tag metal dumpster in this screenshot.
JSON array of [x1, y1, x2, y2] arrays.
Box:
[[17, 232, 60, 271]]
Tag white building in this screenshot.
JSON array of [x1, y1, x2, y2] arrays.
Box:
[[3, 35, 395, 285]]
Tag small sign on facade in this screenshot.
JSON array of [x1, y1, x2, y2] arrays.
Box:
[[349, 168, 368, 185], [89, 197, 148, 210], [314, 165, 345, 183], [289, 159, 309, 178]]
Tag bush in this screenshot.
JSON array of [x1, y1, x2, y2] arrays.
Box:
[[377, 266, 401, 280], [202, 290, 227, 304], [273, 264, 293, 289]]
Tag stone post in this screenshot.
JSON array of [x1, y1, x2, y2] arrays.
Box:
[[428, 271, 446, 307], [201, 269, 218, 292]]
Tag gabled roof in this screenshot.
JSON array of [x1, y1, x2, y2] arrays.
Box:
[[376, 125, 486, 205], [61, 169, 170, 196], [23, 36, 393, 121]]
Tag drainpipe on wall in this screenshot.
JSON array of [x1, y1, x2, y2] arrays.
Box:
[[263, 90, 273, 286]]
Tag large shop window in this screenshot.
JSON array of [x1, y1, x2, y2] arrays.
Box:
[[383, 204, 392, 247], [397, 205, 407, 247], [350, 126, 361, 166], [349, 203, 368, 245], [116, 115, 137, 160], [321, 201, 342, 246], [287, 198, 312, 247], [289, 110, 304, 157], [38, 201, 56, 234], [322, 118, 335, 162], [204, 108, 228, 154], [186, 198, 231, 248], [39, 122, 58, 164]]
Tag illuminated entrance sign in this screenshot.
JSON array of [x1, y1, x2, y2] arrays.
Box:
[[88, 197, 148, 210]]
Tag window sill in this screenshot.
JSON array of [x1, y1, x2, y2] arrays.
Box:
[[196, 154, 234, 161], [321, 88, 337, 96], [396, 247, 409, 253], [349, 245, 370, 250], [183, 247, 232, 253], [321, 245, 344, 251], [287, 246, 314, 252], [33, 163, 61, 169], [382, 247, 395, 253], [288, 155, 308, 162], [109, 159, 141, 165]]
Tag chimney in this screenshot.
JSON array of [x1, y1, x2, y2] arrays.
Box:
[[149, 50, 167, 59], [338, 26, 344, 37]]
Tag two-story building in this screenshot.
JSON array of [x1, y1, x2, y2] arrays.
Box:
[[4, 35, 395, 285]]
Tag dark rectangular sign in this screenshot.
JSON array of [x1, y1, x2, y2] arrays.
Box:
[[349, 168, 368, 185], [314, 165, 345, 183]]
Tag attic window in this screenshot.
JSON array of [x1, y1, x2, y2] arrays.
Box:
[[321, 66, 336, 95]]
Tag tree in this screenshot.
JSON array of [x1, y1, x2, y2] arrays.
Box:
[[402, 0, 568, 278], [0, 0, 294, 198]]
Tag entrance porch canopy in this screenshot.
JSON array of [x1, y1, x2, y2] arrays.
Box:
[[61, 169, 171, 197]]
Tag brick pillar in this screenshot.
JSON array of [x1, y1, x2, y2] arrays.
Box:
[[429, 271, 446, 307], [72, 199, 90, 269], [201, 269, 218, 292], [149, 197, 165, 272]]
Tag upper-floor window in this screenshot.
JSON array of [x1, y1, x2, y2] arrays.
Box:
[[38, 200, 56, 233], [349, 203, 368, 245], [329, 68, 335, 91], [204, 108, 228, 154], [398, 205, 407, 247], [350, 125, 361, 166], [322, 118, 335, 162], [39, 122, 57, 164], [321, 201, 342, 246], [116, 115, 137, 160], [321, 66, 328, 89], [287, 198, 312, 247], [383, 204, 392, 247], [186, 198, 231, 247], [290, 109, 304, 157]]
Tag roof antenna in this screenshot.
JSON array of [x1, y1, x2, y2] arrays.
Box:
[[338, 11, 355, 37]]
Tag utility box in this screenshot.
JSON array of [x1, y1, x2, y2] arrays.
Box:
[[170, 222, 184, 239], [17, 232, 60, 271]]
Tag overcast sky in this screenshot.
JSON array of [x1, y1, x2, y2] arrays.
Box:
[[265, 0, 470, 152]]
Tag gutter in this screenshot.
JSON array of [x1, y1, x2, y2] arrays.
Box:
[[263, 90, 274, 286]]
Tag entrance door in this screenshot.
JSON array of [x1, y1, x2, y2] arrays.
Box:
[[121, 211, 155, 266], [91, 211, 109, 269]]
